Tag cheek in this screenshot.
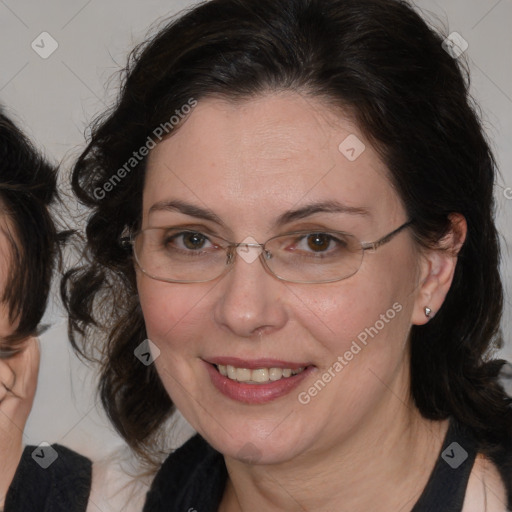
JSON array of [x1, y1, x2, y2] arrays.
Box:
[[0, 303, 14, 339], [290, 277, 414, 432], [136, 276, 212, 410], [290, 277, 410, 358], [137, 275, 214, 348], [288, 246, 419, 387]]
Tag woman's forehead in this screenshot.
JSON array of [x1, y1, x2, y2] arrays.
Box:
[[149, 93, 358, 161], [143, 94, 401, 225]]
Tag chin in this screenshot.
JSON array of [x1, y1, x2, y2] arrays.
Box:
[[195, 415, 313, 465]]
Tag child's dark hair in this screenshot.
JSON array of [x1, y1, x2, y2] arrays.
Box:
[[0, 110, 60, 355]]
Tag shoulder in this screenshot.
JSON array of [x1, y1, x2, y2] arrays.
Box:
[[88, 414, 199, 511], [86, 446, 156, 512], [462, 454, 509, 512]]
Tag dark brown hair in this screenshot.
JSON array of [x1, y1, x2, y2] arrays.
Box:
[[63, 0, 512, 497], [0, 110, 60, 356]]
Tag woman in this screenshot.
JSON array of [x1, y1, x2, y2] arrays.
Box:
[[64, 0, 512, 510], [0, 110, 91, 511]]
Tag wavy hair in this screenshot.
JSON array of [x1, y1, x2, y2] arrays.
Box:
[[62, 0, 511, 496], [0, 110, 61, 356]]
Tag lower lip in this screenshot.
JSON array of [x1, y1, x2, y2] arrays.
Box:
[[204, 362, 314, 404]]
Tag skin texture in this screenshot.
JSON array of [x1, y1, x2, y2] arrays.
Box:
[[136, 92, 484, 510], [0, 338, 39, 507], [0, 216, 40, 507], [463, 455, 508, 510]]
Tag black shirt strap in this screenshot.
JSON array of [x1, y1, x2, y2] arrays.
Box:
[[411, 419, 478, 512]]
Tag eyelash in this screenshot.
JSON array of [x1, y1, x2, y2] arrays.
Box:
[[161, 229, 348, 256]]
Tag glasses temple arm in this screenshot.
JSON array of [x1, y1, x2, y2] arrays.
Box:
[[361, 220, 413, 252]]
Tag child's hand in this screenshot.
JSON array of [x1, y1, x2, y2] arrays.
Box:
[[0, 337, 40, 507]]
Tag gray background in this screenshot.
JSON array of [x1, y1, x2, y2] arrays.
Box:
[[0, 0, 510, 459]]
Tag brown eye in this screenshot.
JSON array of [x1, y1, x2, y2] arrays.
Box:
[[306, 233, 332, 252], [161, 230, 213, 252], [286, 232, 349, 257], [181, 232, 208, 250]]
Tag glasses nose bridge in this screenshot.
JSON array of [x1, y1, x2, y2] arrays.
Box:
[[225, 239, 271, 266]]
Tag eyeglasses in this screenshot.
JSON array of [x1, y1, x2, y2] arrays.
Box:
[[128, 221, 412, 284]]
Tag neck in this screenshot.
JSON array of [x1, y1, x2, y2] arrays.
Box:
[[219, 374, 449, 512]]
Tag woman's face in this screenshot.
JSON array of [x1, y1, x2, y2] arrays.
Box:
[[137, 92, 427, 464]]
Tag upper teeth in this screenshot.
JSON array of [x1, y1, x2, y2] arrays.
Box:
[[217, 364, 305, 383]]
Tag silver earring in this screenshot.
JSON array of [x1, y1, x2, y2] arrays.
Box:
[[424, 307, 432, 318]]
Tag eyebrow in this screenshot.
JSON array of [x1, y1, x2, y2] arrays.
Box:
[[149, 200, 227, 228], [148, 199, 370, 229]]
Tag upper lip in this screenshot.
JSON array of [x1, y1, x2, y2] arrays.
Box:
[[206, 357, 312, 370]]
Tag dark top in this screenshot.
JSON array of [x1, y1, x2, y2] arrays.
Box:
[[143, 418, 479, 512], [5, 443, 91, 512]]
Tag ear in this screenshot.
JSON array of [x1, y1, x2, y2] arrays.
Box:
[[412, 213, 467, 325]]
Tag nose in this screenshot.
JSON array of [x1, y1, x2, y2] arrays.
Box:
[[213, 243, 288, 339]]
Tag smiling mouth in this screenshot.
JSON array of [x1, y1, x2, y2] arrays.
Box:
[[214, 364, 307, 384], [206, 361, 315, 404]]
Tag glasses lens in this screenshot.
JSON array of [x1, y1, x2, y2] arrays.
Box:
[[264, 231, 363, 283], [133, 228, 365, 284], [133, 228, 227, 282]]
